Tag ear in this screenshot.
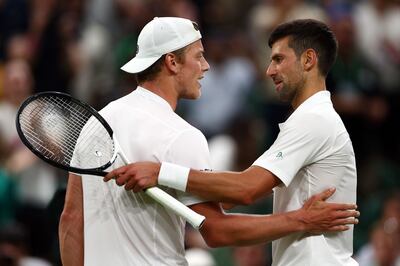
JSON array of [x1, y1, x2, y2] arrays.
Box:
[[164, 53, 179, 74], [302, 49, 317, 72]]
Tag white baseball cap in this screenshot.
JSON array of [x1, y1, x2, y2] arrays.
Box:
[[121, 17, 202, 73]]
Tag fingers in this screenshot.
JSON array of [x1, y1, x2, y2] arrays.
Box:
[[327, 203, 358, 211], [124, 179, 137, 191], [114, 173, 131, 186], [310, 224, 351, 235], [319, 187, 336, 201], [104, 166, 128, 182], [303, 188, 336, 209], [327, 225, 350, 232], [302, 195, 317, 209], [330, 217, 359, 226], [333, 210, 360, 219]]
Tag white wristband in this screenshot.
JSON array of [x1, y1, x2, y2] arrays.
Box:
[[158, 162, 190, 192]]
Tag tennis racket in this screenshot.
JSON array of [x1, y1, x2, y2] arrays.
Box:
[[15, 91, 205, 229]]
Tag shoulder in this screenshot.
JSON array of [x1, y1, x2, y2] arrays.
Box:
[[287, 109, 337, 142]]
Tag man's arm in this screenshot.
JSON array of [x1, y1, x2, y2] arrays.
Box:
[[104, 163, 280, 205], [193, 188, 359, 247], [187, 166, 281, 205], [59, 173, 84, 266]]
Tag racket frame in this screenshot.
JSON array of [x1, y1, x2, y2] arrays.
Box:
[[16, 91, 117, 176]]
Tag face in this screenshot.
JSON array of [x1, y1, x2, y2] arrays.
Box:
[[266, 37, 305, 103], [175, 40, 209, 99], [4, 60, 33, 106]]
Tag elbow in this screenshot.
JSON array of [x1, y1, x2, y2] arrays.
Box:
[[199, 220, 235, 248], [240, 192, 256, 206], [60, 203, 82, 222], [232, 170, 261, 205], [60, 210, 78, 224], [201, 233, 228, 248], [236, 187, 258, 206], [59, 209, 82, 233]]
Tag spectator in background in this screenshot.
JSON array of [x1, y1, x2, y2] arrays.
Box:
[[353, 0, 400, 94], [5, 34, 34, 62], [0, 59, 33, 153], [353, 0, 400, 161], [361, 222, 399, 266], [0, 223, 51, 266], [0, 0, 30, 62], [249, 0, 327, 75], [327, 8, 381, 164], [71, 0, 118, 106], [0, 131, 18, 228], [0, 59, 57, 206], [0, 59, 58, 262], [356, 191, 400, 266], [30, 0, 84, 94]]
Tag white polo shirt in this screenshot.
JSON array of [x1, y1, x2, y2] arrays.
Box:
[[81, 87, 210, 266], [253, 91, 358, 266]]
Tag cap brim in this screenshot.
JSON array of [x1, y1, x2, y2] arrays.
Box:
[[120, 55, 161, 73]]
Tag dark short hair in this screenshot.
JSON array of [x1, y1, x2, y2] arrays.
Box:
[[268, 19, 338, 77], [136, 46, 187, 84]]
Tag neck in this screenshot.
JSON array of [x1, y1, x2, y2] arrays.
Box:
[[139, 78, 178, 111], [291, 75, 326, 109]]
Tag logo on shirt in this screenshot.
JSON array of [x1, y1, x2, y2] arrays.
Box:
[[276, 152, 283, 160]]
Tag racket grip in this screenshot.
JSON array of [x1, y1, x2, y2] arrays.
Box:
[[144, 187, 205, 229]]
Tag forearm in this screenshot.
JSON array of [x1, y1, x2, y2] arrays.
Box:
[[59, 212, 84, 266], [187, 170, 251, 204], [201, 210, 305, 247], [59, 174, 84, 266], [187, 167, 280, 205]]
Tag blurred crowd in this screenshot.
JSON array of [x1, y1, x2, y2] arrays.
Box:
[[0, 0, 399, 265]]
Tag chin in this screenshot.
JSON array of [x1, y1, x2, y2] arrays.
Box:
[[189, 93, 201, 100], [181, 92, 200, 100], [186, 88, 201, 100]]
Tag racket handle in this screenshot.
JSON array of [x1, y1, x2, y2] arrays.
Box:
[[144, 187, 205, 229], [116, 144, 205, 228]]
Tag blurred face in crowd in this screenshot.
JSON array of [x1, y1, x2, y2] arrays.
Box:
[[266, 37, 306, 104], [175, 40, 209, 100], [3, 60, 33, 106], [371, 225, 398, 266]]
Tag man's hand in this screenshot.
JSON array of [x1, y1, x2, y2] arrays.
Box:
[[298, 188, 359, 234], [103, 162, 161, 192]]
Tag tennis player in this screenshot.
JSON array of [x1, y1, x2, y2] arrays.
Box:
[[60, 17, 358, 266], [106, 19, 359, 266]]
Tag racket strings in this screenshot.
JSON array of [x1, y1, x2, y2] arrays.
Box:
[[20, 99, 83, 152], [20, 99, 79, 162], [19, 95, 114, 169], [22, 97, 89, 157]]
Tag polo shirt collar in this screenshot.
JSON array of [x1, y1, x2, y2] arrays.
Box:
[[295, 90, 331, 114], [135, 86, 173, 111], [280, 90, 331, 128]]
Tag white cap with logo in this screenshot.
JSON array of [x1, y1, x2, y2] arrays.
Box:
[[121, 17, 202, 74]]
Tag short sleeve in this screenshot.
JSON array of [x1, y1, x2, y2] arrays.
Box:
[[163, 128, 211, 206], [253, 113, 333, 187]]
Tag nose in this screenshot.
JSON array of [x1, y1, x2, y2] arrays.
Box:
[[266, 64, 275, 78], [202, 58, 210, 72]]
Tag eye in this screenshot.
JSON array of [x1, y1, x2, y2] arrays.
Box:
[[275, 56, 283, 63]]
